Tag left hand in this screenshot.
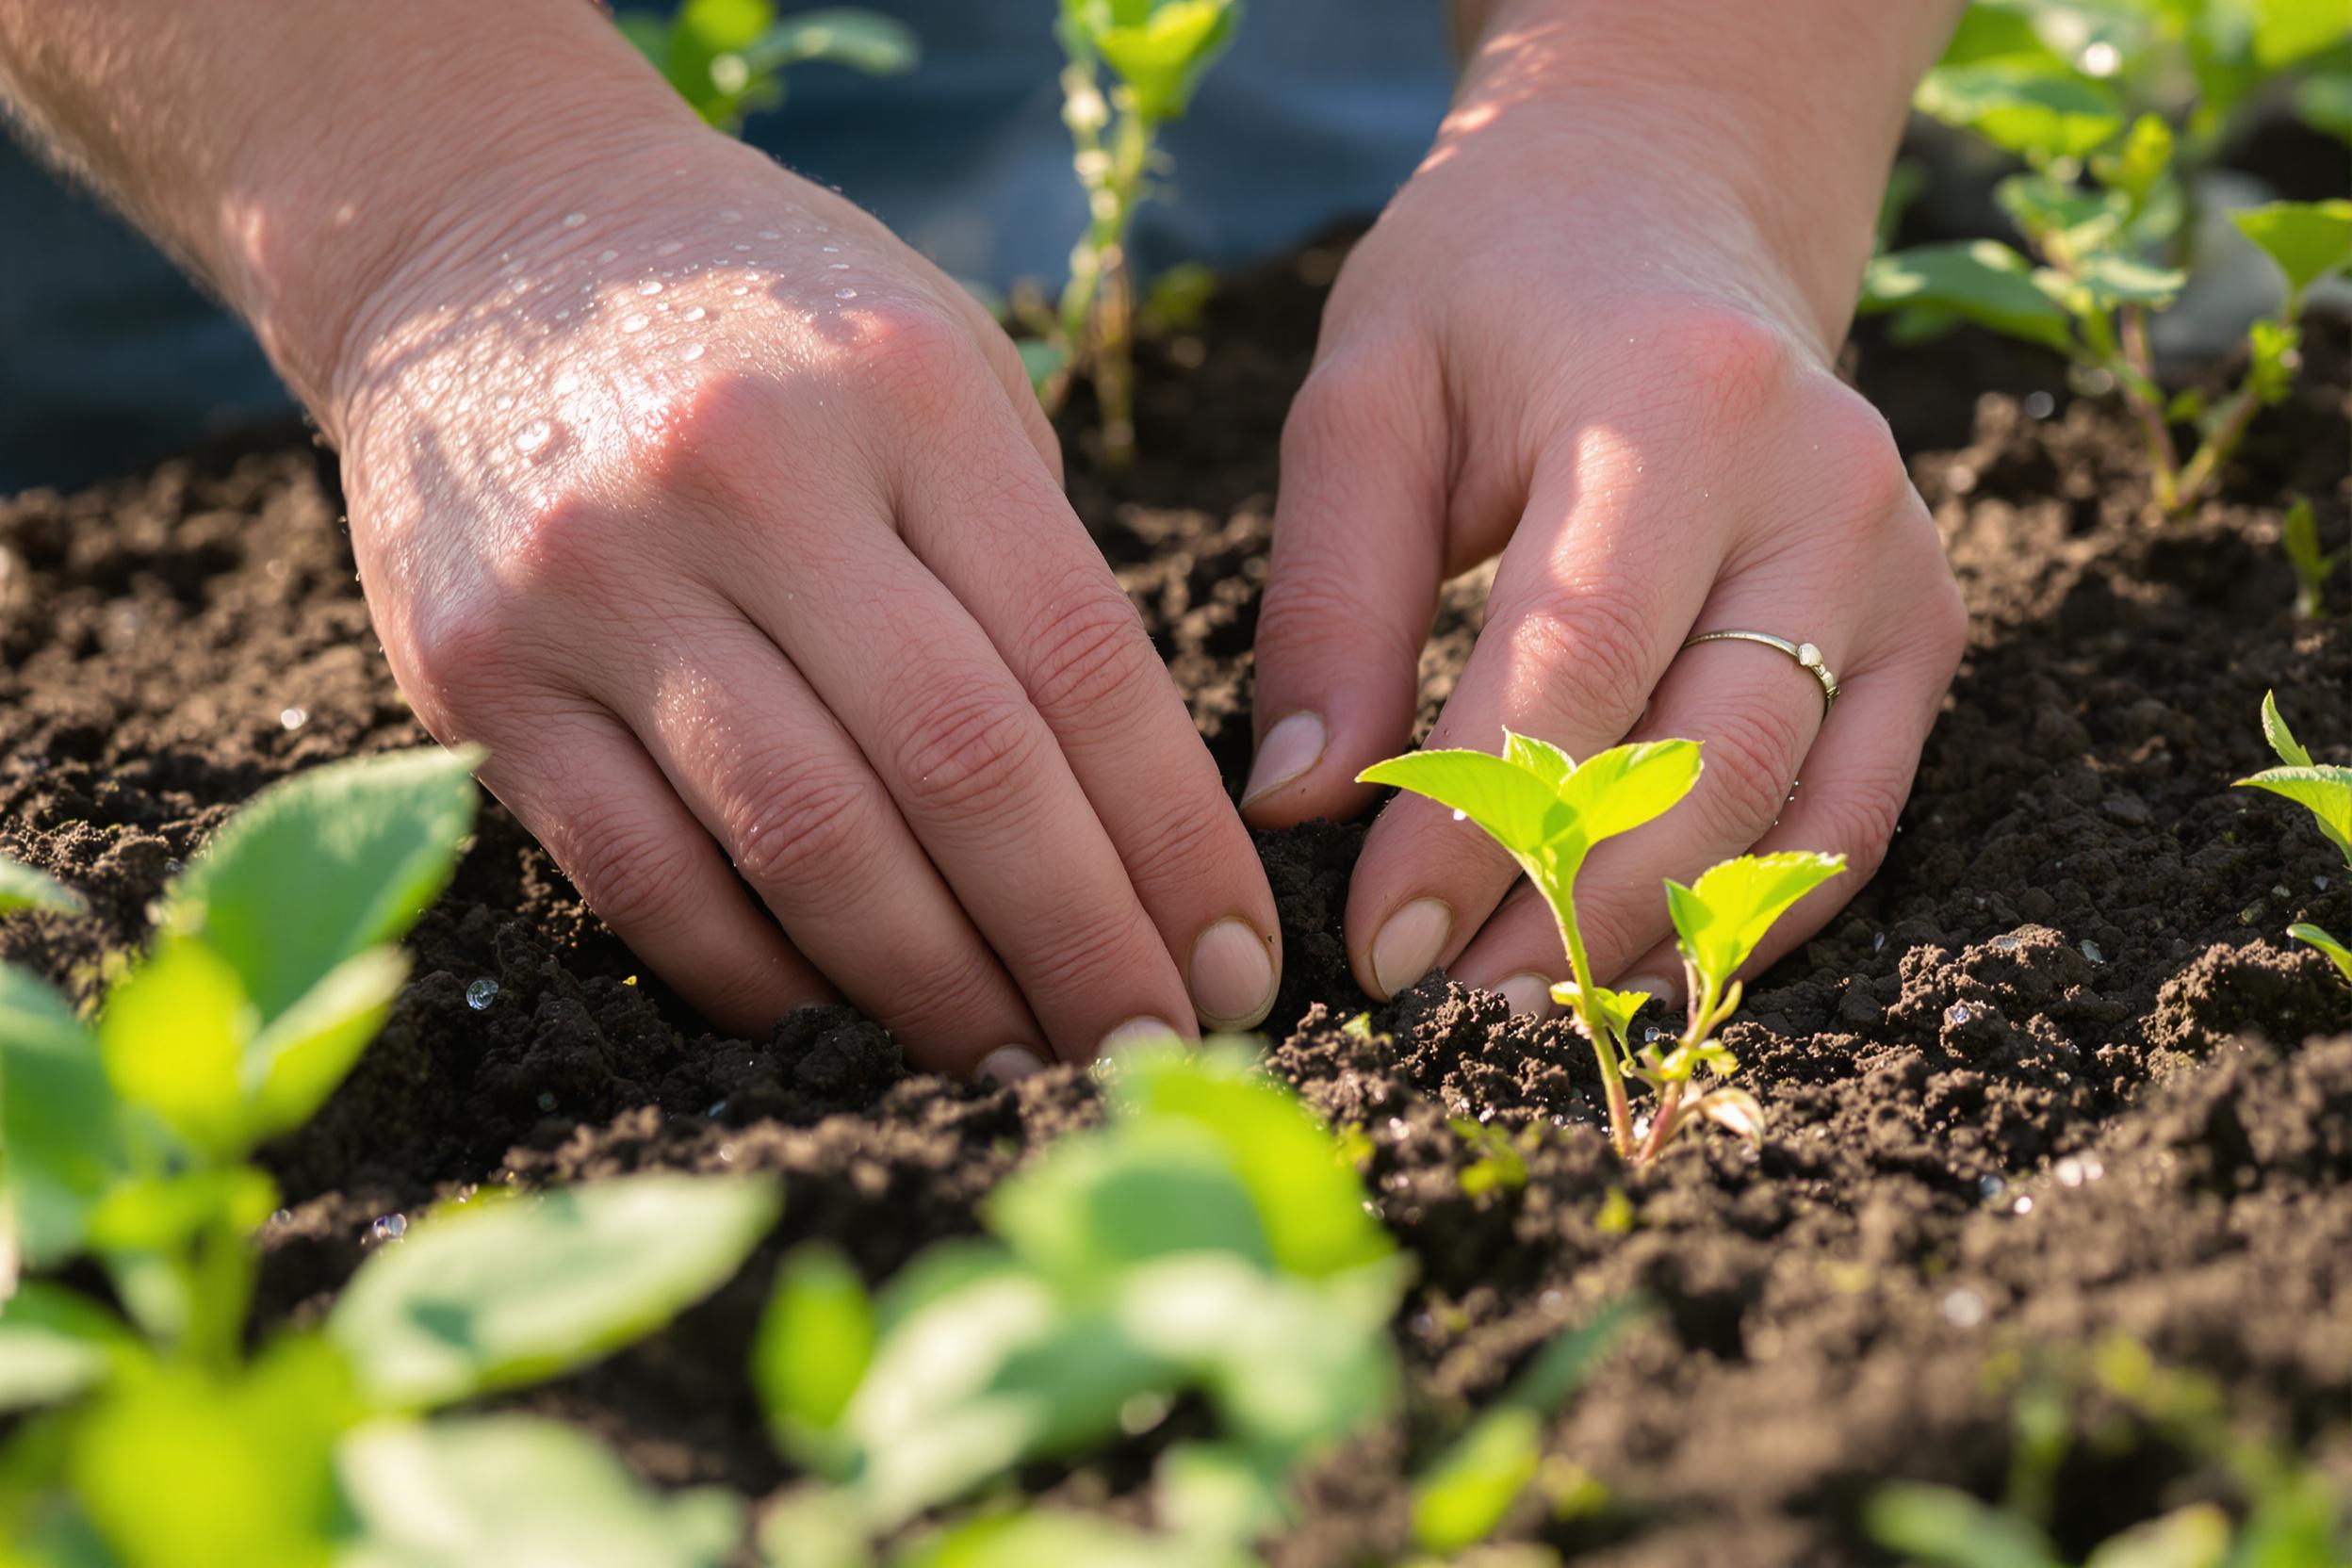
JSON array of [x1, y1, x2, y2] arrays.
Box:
[[1240, 5, 1968, 1016]]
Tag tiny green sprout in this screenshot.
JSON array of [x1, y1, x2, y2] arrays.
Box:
[[619, 1, 918, 136], [1360, 731, 1841, 1163], [2279, 497, 2344, 620], [2235, 691, 2352, 983], [0, 857, 84, 919]]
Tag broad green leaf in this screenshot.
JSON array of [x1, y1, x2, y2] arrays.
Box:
[[1916, 62, 2126, 160], [2262, 689, 2313, 768], [1094, 0, 1237, 121], [2089, 114, 2174, 204], [1556, 741, 1705, 847], [1995, 172, 2131, 254], [161, 746, 481, 1025], [2068, 252, 2186, 308], [2231, 200, 2352, 301], [0, 965, 122, 1266], [336, 1415, 743, 1568], [0, 1285, 136, 1413], [1502, 728, 1575, 789], [0, 858, 83, 919], [1112, 1042, 1391, 1277], [2233, 764, 2352, 867], [329, 1173, 780, 1409], [2289, 923, 2352, 984], [1358, 747, 1573, 858], [755, 1243, 875, 1444], [98, 936, 250, 1160], [1863, 1481, 2060, 1568], [1152, 1441, 1287, 1549], [69, 1335, 355, 1568], [2252, 0, 2351, 70], [2296, 71, 2352, 143], [1412, 1405, 1541, 1552], [896, 1511, 1247, 1568], [241, 946, 409, 1144], [986, 1122, 1273, 1279], [1665, 852, 1847, 992], [2080, 1502, 2230, 1568], [1547, 980, 1652, 1041], [87, 1166, 278, 1255], [745, 9, 920, 76], [677, 0, 774, 54], [1861, 243, 2077, 355]]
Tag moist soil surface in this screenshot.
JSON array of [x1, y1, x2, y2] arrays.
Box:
[[2, 240, 2347, 1565]]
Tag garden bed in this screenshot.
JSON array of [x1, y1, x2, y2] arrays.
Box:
[[1, 239, 2346, 1565]]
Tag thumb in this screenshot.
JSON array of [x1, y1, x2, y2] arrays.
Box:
[[1245, 335, 1449, 827]]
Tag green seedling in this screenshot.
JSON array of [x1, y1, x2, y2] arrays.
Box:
[[620, 0, 918, 135], [2233, 691, 2352, 982], [2279, 497, 2344, 619], [1360, 732, 1842, 1164], [1014, 0, 1240, 466], [1860, 4, 2352, 516], [0, 750, 780, 1567], [0, 858, 84, 919]]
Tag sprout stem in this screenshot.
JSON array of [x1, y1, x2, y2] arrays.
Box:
[[1555, 901, 1634, 1160]]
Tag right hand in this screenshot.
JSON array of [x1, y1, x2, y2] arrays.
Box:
[[324, 135, 1281, 1079]]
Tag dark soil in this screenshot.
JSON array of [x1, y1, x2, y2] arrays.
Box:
[[2, 239, 2347, 1565]]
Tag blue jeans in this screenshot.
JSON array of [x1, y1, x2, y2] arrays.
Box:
[[0, 2, 1450, 490]]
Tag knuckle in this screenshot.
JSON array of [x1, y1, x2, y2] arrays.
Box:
[[727, 759, 881, 893], [402, 595, 531, 718], [629, 371, 788, 510], [1806, 775, 1909, 880], [1697, 703, 1809, 835], [1018, 907, 1148, 1010], [846, 301, 977, 419], [561, 803, 707, 939], [890, 683, 1044, 821], [1808, 392, 1917, 529], [1024, 579, 1159, 725], [1280, 336, 1435, 469], [1114, 788, 1233, 900], [1500, 591, 1656, 729], [1256, 567, 1422, 674], [1633, 304, 1801, 431]]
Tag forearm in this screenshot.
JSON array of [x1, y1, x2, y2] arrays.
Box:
[[0, 0, 702, 425], [1446, 0, 1964, 349]]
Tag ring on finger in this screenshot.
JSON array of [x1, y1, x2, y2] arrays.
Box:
[[1679, 629, 1840, 717]]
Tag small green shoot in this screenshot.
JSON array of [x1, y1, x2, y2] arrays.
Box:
[[2235, 691, 2352, 982], [620, 0, 918, 135], [2279, 498, 2344, 619], [1360, 732, 1841, 1163]]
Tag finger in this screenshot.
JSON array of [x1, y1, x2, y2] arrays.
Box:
[[1244, 335, 1449, 828], [600, 616, 1046, 1079], [899, 399, 1282, 1031], [1344, 442, 1724, 1000], [476, 705, 834, 1037], [727, 519, 1197, 1063]]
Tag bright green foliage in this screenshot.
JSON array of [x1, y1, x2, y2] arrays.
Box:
[[0, 1287, 137, 1414], [757, 1243, 878, 1450], [329, 1173, 782, 1410], [893, 1511, 1256, 1568], [2279, 497, 2343, 618], [1864, 4, 2352, 516], [337, 1415, 743, 1568], [2288, 922, 2352, 983], [1016, 1, 1241, 466], [2234, 691, 2352, 983], [618, 0, 917, 134], [0, 858, 83, 919], [1363, 732, 1835, 1163]]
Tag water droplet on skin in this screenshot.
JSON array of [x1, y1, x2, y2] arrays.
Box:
[[678, 342, 705, 362], [513, 420, 553, 456], [733, 243, 752, 252], [552, 371, 580, 395], [730, 286, 749, 297], [822, 245, 841, 253], [493, 394, 514, 412], [681, 305, 707, 321], [828, 262, 850, 270], [553, 310, 570, 320], [638, 279, 662, 297], [835, 288, 858, 299], [279, 706, 307, 730], [655, 240, 683, 257], [758, 229, 780, 240], [562, 212, 587, 229], [718, 208, 743, 222], [466, 977, 500, 1010], [620, 314, 650, 333], [597, 249, 619, 264]]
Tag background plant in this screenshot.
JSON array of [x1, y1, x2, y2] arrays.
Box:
[[1859, 0, 2351, 515], [619, 0, 918, 135], [1360, 732, 1842, 1164], [2232, 690, 2352, 981], [0, 752, 782, 1566]]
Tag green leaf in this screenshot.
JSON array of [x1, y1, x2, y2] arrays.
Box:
[[1863, 1481, 2061, 1568], [1547, 980, 1652, 1041], [87, 1166, 278, 1255], [614, 10, 674, 72], [0, 858, 84, 919], [336, 1415, 743, 1568], [1916, 62, 2127, 160], [2252, 0, 2351, 69], [1555, 741, 1705, 847], [1664, 852, 1846, 994], [161, 746, 481, 1025], [2069, 252, 2187, 308], [1092, 0, 1238, 121], [0, 1285, 136, 1413], [98, 936, 251, 1160], [1152, 1440, 1287, 1548], [1500, 1297, 1642, 1415], [2296, 71, 2352, 143], [328, 1172, 780, 1409], [1357, 747, 1574, 858], [755, 1243, 875, 1446], [678, 0, 774, 54], [241, 947, 409, 1144], [2089, 114, 2174, 204], [744, 9, 920, 76], [2230, 200, 2352, 301], [2079, 1502, 2230, 1568], [1412, 1404, 1541, 1552], [896, 1511, 1246, 1568], [2262, 689, 2314, 768], [2233, 765, 2352, 868], [1110, 1042, 1392, 1278], [1861, 243, 2077, 355], [1995, 172, 2131, 254], [2280, 498, 2343, 618], [1502, 728, 1576, 789], [986, 1121, 1274, 1279], [0, 965, 123, 1266], [2288, 923, 2352, 984]]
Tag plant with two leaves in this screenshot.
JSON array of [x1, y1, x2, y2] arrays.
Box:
[[752, 1041, 1633, 1567], [1013, 0, 1240, 467], [2278, 496, 2344, 620], [1859, 3, 2351, 516], [619, 0, 918, 136], [0, 750, 784, 1566], [1360, 733, 1843, 1165], [2232, 690, 2352, 982]]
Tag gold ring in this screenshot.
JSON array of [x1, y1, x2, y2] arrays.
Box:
[[1681, 630, 1840, 717]]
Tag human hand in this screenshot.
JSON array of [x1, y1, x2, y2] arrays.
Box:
[[326, 132, 1281, 1078], [1243, 2, 1967, 1016]]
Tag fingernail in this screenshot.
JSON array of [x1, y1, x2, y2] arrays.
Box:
[[1620, 973, 1679, 1011], [1100, 1016, 1184, 1057], [975, 1045, 1046, 1086], [1494, 972, 1555, 1021], [1189, 918, 1277, 1030], [1241, 711, 1326, 808], [1371, 897, 1453, 999]]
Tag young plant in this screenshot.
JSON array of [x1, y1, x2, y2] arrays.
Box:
[[2279, 497, 2344, 620], [619, 0, 918, 136], [1359, 732, 1842, 1164], [1860, 5, 2352, 516], [1015, 0, 1240, 466], [2233, 691, 2352, 983], [0, 750, 781, 1566]]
